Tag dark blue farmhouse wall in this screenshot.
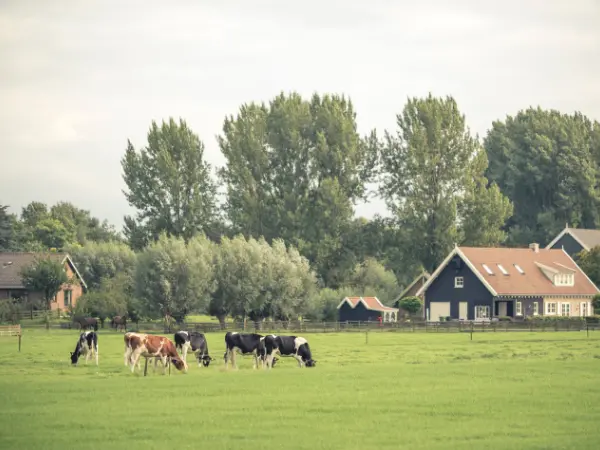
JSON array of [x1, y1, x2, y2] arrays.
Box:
[[338, 302, 382, 322], [425, 254, 493, 320], [549, 233, 585, 259]]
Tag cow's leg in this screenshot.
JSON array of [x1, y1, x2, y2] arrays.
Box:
[[95, 344, 99, 366], [294, 354, 303, 368], [160, 356, 168, 374], [124, 345, 131, 366], [182, 342, 190, 361], [130, 349, 142, 373], [197, 351, 203, 367], [231, 349, 238, 370]]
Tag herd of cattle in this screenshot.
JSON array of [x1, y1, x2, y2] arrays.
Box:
[[69, 330, 317, 373]]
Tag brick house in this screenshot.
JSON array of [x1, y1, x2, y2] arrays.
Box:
[[416, 244, 599, 321], [0, 252, 88, 312]]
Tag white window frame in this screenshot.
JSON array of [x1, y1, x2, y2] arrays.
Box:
[[561, 302, 571, 316], [546, 302, 557, 315], [454, 277, 464, 288], [581, 302, 589, 317], [516, 301, 523, 316], [475, 305, 490, 320], [533, 302, 539, 316], [554, 273, 574, 286]]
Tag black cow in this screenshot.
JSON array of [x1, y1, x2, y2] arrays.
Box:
[[174, 331, 214, 367], [110, 315, 127, 332], [70, 331, 99, 366], [262, 334, 316, 368], [223, 332, 264, 369]]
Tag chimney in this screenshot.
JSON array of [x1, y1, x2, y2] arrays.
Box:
[[529, 243, 539, 253]]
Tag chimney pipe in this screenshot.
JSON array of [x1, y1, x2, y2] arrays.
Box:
[[529, 243, 539, 253]]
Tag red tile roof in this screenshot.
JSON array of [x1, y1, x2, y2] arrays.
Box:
[[339, 296, 398, 312], [459, 246, 598, 296]]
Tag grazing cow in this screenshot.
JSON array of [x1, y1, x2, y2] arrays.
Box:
[[73, 316, 98, 331], [124, 332, 187, 374], [70, 331, 99, 366], [110, 315, 127, 332], [257, 335, 278, 368], [174, 331, 214, 367], [262, 334, 316, 368], [223, 332, 264, 369]]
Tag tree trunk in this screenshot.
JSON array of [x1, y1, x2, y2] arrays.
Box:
[[217, 315, 226, 330]]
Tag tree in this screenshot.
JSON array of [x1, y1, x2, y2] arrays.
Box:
[[50, 201, 120, 244], [485, 108, 600, 245], [398, 296, 423, 317], [380, 94, 513, 272], [218, 92, 377, 285], [0, 205, 17, 250], [74, 275, 130, 327], [134, 233, 215, 323], [592, 294, 600, 315], [343, 258, 400, 306], [121, 118, 218, 249], [20, 256, 73, 312], [33, 218, 76, 250], [575, 247, 600, 288], [65, 241, 137, 290]]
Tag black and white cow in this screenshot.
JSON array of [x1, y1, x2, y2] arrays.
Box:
[[70, 331, 99, 366], [261, 334, 316, 368], [223, 332, 264, 369], [174, 331, 214, 367]]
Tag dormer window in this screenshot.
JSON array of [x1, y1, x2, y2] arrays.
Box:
[[554, 273, 574, 286]]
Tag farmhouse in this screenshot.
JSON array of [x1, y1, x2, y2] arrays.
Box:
[[0, 252, 87, 311], [337, 296, 399, 322], [416, 244, 599, 321], [545, 225, 600, 258]]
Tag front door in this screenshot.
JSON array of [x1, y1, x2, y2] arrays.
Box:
[[497, 301, 507, 317], [459, 302, 468, 320]]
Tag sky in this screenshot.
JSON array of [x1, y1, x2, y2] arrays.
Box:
[[1, 0, 599, 231]]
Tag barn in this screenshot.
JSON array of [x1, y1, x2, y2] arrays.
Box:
[[337, 296, 399, 323], [545, 225, 600, 259], [416, 243, 599, 322]]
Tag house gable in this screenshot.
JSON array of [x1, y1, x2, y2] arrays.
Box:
[[547, 232, 586, 257], [423, 253, 494, 320]]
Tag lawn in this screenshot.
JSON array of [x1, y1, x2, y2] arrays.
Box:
[[0, 330, 599, 449]]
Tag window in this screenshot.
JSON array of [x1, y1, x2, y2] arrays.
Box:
[[482, 264, 494, 275], [514, 264, 525, 274], [581, 302, 589, 317], [561, 303, 571, 316], [475, 305, 490, 320], [497, 264, 509, 275], [454, 277, 464, 288], [554, 273, 574, 286], [546, 302, 557, 315], [64, 290, 72, 307], [533, 302, 539, 316], [516, 301, 523, 316]]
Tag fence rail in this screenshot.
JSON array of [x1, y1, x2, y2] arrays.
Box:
[[14, 318, 600, 334]]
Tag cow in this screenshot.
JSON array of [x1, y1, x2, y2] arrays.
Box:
[[70, 331, 99, 366], [223, 331, 264, 369], [110, 315, 127, 332], [174, 331, 214, 367], [73, 316, 98, 331], [257, 335, 278, 368], [124, 332, 187, 374], [261, 334, 316, 368]]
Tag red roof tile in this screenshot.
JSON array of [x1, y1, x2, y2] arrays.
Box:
[[459, 246, 598, 296]]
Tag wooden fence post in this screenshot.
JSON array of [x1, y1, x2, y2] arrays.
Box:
[[365, 330, 368, 345], [18, 333, 21, 352], [144, 358, 149, 377], [470, 322, 474, 341]]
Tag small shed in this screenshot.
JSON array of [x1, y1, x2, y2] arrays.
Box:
[[337, 296, 399, 323]]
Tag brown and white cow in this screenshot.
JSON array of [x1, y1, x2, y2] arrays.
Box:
[[124, 332, 188, 374]]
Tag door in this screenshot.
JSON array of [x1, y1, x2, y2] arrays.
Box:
[[459, 302, 468, 320], [429, 302, 450, 321], [498, 302, 507, 317]]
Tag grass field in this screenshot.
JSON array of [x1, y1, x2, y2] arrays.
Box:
[[1, 330, 600, 450]]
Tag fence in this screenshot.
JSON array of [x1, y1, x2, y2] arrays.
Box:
[[16, 317, 600, 335]]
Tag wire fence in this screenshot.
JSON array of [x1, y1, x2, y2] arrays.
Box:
[[15, 317, 600, 335]]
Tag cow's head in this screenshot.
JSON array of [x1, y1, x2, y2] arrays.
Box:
[[70, 351, 79, 365], [171, 357, 188, 373], [304, 359, 317, 368], [199, 355, 214, 367]]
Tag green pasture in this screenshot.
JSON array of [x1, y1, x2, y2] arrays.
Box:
[[1, 330, 599, 449]]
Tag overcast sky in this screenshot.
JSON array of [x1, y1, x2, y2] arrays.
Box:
[[1, 0, 599, 230]]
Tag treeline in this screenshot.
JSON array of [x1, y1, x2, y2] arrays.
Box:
[[2, 92, 600, 323]]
